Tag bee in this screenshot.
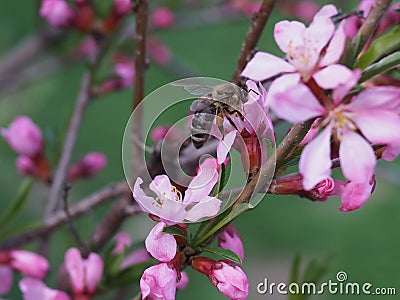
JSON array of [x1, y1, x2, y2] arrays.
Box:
[[173, 82, 248, 149]]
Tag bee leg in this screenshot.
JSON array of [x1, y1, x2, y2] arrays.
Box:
[[216, 109, 224, 133]]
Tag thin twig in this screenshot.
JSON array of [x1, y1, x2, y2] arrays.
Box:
[[232, 0, 277, 84], [0, 181, 129, 249], [351, 0, 392, 60], [44, 39, 109, 217], [62, 183, 89, 254]]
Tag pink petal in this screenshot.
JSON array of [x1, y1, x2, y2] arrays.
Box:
[[313, 64, 353, 89], [382, 143, 400, 161], [347, 86, 400, 111], [313, 4, 338, 18], [269, 79, 325, 123], [274, 20, 306, 53], [145, 222, 177, 262], [132, 177, 155, 213], [217, 131, 236, 164], [177, 271, 189, 290], [340, 179, 374, 212], [339, 131, 376, 183], [0, 265, 13, 295], [149, 175, 175, 201], [306, 9, 336, 54], [19, 278, 70, 300], [353, 110, 400, 146], [84, 253, 103, 294], [332, 69, 361, 104], [300, 125, 333, 190], [319, 21, 346, 67], [65, 248, 85, 294], [120, 248, 150, 269], [185, 196, 222, 222], [241, 52, 295, 81]]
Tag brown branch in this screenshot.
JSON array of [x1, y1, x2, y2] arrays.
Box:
[[0, 181, 129, 249], [351, 0, 393, 60], [232, 0, 277, 84], [44, 38, 110, 217]]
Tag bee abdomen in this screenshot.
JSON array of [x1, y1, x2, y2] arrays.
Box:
[[191, 107, 216, 149]]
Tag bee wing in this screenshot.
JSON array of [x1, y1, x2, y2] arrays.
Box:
[[190, 98, 214, 112], [171, 83, 214, 96]]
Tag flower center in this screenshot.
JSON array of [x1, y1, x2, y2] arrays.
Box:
[[152, 186, 182, 208], [328, 105, 357, 140]]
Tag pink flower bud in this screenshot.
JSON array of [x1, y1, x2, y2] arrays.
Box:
[[120, 248, 151, 270], [65, 248, 103, 295], [177, 271, 189, 290], [209, 262, 249, 300], [16, 156, 37, 176], [1, 116, 43, 158], [151, 7, 175, 28], [113, 232, 132, 254], [19, 278, 70, 300], [140, 263, 177, 300], [0, 265, 13, 295], [145, 222, 177, 262], [40, 0, 75, 27], [114, 60, 135, 88], [150, 126, 170, 143], [9, 250, 49, 278], [218, 225, 244, 261], [147, 39, 172, 65], [113, 0, 132, 17], [339, 177, 375, 212], [68, 152, 107, 180]]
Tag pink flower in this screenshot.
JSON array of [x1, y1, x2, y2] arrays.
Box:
[[16, 156, 37, 176], [332, 177, 376, 212], [113, 232, 132, 254], [40, 0, 75, 27], [150, 126, 170, 143], [140, 263, 177, 300], [151, 7, 175, 28], [1, 116, 43, 158], [242, 5, 351, 100], [113, 0, 132, 17], [133, 158, 222, 224], [114, 59, 135, 88], [177, 271, 189, 290], [120, 248, 150, 270], [64, 248, 103, 296], [148, 39, 172, 65], [209, 262, 249, 300], [68, 152, 107, 180], [9, 250, 49, 278], [273, 69, 400, 192], [218, 226, 244, 262], [0, 265, 13, 295], [145, 222, 177, 262], [19, 278, 70, 300]]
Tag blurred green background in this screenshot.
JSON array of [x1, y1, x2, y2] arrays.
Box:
[[1, 0, 399, 299]]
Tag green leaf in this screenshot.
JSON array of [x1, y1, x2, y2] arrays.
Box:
[[302, 259, 329, 284], [0, 180, 33, 232], [199, 246, 242, 264], [0, 220, 44, 241], [289, 253, 302, 284], [162, 226, 187, 239], [359, 51, 400, 83], [355, 25, 400, 70]]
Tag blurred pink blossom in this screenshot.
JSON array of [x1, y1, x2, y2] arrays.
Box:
[[151, 7, 175, 28], [19, 278, 70, 300], [209, 262, 249, 300], [148, 39, 172, 66], [114, 59, 135, 88], [113, 232, 132, 254], [40, 0, 75, 27], [150, 126, 170, 143], [140, 263, 177, 300], [113, 0, 132, 17], [68, 152, 107, 180], [218, 225, 244, 261], [145, 222, 177, 262], [0, 265, 13, 296], [9, 250, 49, 279], [16, 156, 37, 177], [1, 116, 43, 158], [64, 248, 103, 296], [120, 248, 151, 269]]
